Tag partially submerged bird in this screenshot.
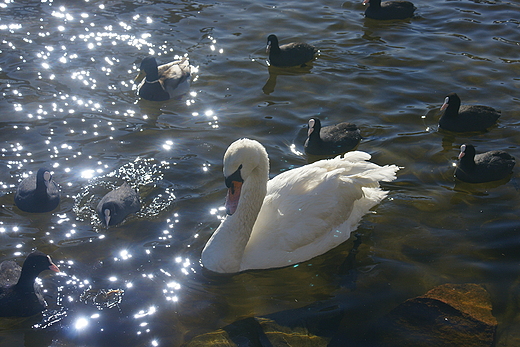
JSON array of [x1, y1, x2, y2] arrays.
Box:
[[96, 182, 141, 227], [14, 167, 60, 213], [455, 144, 515, 183], [0, 251, 60, 317], [363, 0, 416, 20], [201, 138, 399, 273], [304, 117, 361, 156], [439, 93, 500, 132], [266, 34, 317, 67], [135, 56, 191, 101]]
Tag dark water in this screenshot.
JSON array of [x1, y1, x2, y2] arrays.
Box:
[[1, 0, 520, 345]]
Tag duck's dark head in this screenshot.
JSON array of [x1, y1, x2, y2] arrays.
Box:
[[135, 56, 160, 83]]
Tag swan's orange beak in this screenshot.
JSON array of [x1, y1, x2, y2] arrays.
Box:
[[225, 181, 242, 215]]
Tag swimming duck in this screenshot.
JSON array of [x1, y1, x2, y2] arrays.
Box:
[[266, 34, 317, 67], [201, 138, 399, 273], [363, 0, 416, 20], [304, 117, 361, 156], [455, 144, 515, 183], [96, 182, 141, 227], [14, 168, 60, 213], [0, 251, 60, 317], [135, 56, 191, 101], [439, 93, 500, 132]]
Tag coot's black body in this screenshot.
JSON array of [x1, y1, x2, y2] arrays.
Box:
[[363, 0, 416, 20], [455, 144, 515, 183], [439, 93, 500, 132], [266, 34, 317, 67], [97, 182, 141, 227], [304, 118, 361, 156], [14, 168, 60, 213]]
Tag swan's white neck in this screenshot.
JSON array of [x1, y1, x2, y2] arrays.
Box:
[[201, 157, 268, 273]]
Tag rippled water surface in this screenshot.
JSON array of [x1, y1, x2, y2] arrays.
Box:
[[1, 0, 520, 345]]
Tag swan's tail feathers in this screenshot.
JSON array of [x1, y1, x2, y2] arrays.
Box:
[[338, 165, 400, 186], [332, 152, 400, 181], [367, 164, 400, 182]]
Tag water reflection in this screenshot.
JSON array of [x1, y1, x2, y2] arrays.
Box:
[[74, 317, 88, 330], [262, 64, 314, 95], [79, 288, 125, 310], [32, 249, 178, 345], [133, 305, 156, 319]]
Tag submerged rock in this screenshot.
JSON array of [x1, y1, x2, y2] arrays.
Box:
[[364, 283, 497, 347], [185, 316, 328, 347], [183, 298, 344, 346]]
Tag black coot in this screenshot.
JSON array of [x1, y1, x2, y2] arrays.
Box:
[[439, 93, 500, 132], [455, 144, 515, 183], [14, 168, 60, 213], [97, 182, 141, 227], [0, 251, 60, 317], [266, 34, 317, 67], [363, 0, 416, 20], [304, 118, 361, 156]]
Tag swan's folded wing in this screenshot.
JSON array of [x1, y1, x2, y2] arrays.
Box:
[[244, 154, 397, 267]]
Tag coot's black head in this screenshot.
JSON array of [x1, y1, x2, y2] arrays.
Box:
[[266, 34, 279, 52], [100, 201, 120, 227], [441, 92, 461, 113], [307, 117, 322, 137], [21, 251, 59, 279], [363, 0, 382, 6], [36, 168, 52, 188], [458, 143, 476, 161]]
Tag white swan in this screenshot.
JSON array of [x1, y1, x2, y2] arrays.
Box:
[[201, 139, 399, 273]]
